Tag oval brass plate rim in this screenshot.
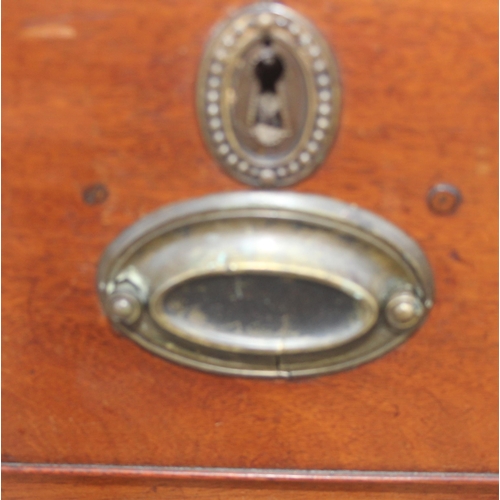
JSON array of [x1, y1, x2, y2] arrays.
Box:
[[98, 192, 434, 302], [98, 192, 434, 379], [109, 322, 427, 380]]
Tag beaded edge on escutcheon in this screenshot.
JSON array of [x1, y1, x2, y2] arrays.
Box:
[[202, 10, 335, 186]]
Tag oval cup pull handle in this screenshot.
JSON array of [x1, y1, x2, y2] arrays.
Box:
[[98, 192, 433, 378]]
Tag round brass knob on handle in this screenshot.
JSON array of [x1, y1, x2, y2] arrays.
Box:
[[98, 193, 434, 378]]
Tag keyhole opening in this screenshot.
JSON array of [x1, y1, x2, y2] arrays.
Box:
[[255, 38, 285, 93], [248, 36, 291, 147]]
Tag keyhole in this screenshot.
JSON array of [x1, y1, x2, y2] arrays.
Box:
[[254, 37, 285, 94], [248, 36, 291, 147]]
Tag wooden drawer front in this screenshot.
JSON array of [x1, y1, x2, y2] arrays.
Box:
[[3, 0, 498, 485]]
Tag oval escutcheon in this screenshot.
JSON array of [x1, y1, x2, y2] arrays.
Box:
[[98, 193, 434, 378], [197, 2, 341, 187]]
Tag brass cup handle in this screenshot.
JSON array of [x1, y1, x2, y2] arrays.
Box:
[[98, 192, 433, 378]]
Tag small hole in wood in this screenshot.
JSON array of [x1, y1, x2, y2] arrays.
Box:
[[83, 184, 108, 205]]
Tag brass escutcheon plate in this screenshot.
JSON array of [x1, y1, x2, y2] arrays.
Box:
[[196, 2, 341, 187]]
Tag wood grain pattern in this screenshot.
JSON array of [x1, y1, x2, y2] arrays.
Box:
[[2, 0, 498, 476], [3, 480, 497, 500]]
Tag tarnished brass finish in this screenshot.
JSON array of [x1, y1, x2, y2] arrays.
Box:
[[97, 193, 434, 378], [197, 2, 341, 187]]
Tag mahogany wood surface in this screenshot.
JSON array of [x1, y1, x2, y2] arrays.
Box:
[[3, 0, 498, 482], [2, 464, 499, 500], [3, 479, 497, 500]]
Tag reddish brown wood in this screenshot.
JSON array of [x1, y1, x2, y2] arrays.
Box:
[[3, 480, 497, 500], [2, 0, 498, 480], [2, 463, 498, 488], [2, 464, 498, 499]]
